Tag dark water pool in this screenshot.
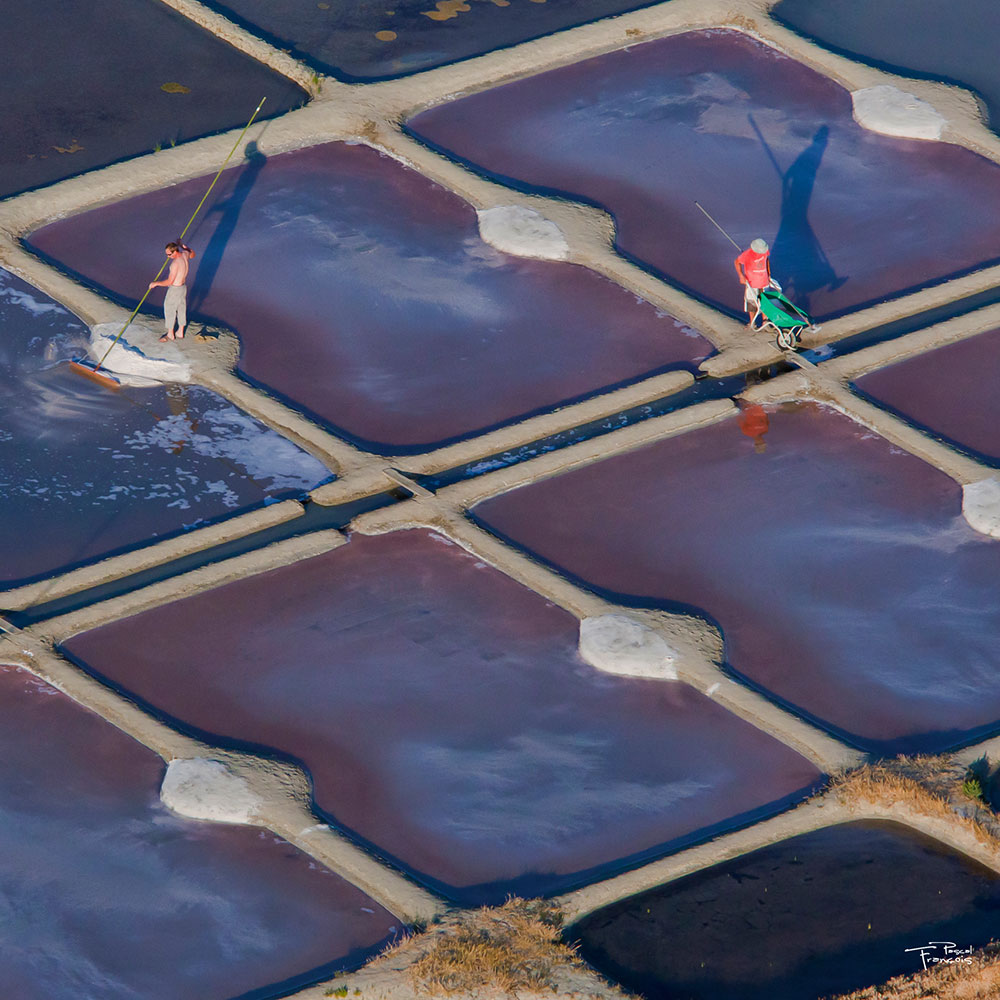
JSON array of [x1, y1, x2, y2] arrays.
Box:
[[0, 664, 398, 1000], [854, 327, 1000, 466], [775, 0, 1000, 134], [0, 0, 304, 200], [0, 269, 329, 590], [572, 820, 1000, 1000], [60, 528, 821, 906], [407, 30, 1000, 322], [472, 402, 1000, 754], [28, 142, 712, 453], [200, 0, 664, 80]]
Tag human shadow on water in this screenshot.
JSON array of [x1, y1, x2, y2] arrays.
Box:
[[188, 140, 267, 314], [754, 120, 847, 312]]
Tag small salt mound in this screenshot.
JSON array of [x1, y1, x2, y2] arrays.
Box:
[[851, 85, 946, 141], [477, 206, 570, 261], [89, 321, 192, 387], [160, 758, 263, 825], [962, 478, 1000, 539], [579, 614, 678, 680]]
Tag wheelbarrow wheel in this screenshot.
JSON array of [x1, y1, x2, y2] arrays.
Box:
[[775, 327, 801, 351]]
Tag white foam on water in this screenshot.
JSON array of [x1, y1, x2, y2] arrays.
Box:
[[122, 407, 329, 491]]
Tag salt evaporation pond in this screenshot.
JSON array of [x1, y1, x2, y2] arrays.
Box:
[[854, 327, 1000, 465], [199, 0, 663, 80], [572, 820, 1000, 1000], [408, 30, 1000, 321], [0, 269, 329, 590], [0, 0, 304, 199], [775, 0, 1000, 134], [473, 403, 1000, 754], [0, 663, 397, 1000], [28, 142, 711, 453], [61, 529, 820, 906]]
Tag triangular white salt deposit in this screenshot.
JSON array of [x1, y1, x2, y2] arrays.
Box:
[[477, 206, 570, 261], [851, 85, 946, 140], [88, 321, 192, 386], [962, 478, 1000, 539], [579, 614, 678, 680], [161, 758, 262, 825]]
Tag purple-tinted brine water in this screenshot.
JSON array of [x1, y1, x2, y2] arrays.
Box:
[[28, 143, 713, 453], [473, 403, 1000, 754], [0, 664, 397, 1000], [0, 269, 329, 590], [408, 30, 1000, 321], [61, 529, 821, 905], [855, 327, 1000, 464]]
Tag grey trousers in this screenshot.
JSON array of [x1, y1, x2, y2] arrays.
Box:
[[164, 284, 187, 333]]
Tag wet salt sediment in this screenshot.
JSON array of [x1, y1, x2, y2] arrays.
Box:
[[572, 820, 1000, 1000], [61, 529, 820, 905], [474, 403, 1000, 754], [0, 665, 398, 1000]]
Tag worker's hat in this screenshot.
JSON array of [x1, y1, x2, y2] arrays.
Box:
[[750, 238, 769, 253]]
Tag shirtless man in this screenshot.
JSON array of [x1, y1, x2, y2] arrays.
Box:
[[149, 242, 195, 341]]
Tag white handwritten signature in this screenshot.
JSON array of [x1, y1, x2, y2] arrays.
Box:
[[904, 941, 974, 970]]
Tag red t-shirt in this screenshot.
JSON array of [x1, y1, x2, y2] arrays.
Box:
[[734, 248, 771, 289]]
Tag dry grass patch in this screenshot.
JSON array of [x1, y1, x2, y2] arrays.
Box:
[[826, 941, 1000, 999], [408, 899, 582, 995], [829, 755, 1000, 853]]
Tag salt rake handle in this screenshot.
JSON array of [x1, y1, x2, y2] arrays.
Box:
[[694, 200, 742, 252], [95, 96, 267, 371]]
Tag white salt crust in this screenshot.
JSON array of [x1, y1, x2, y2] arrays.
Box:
[[160, 758, 263, 825], [89, 321, 192, 386], [578, 614, 679, 680], [851, 85, 947, 141], [477, 206, 570, 261], [962, 478, 1000, 539]]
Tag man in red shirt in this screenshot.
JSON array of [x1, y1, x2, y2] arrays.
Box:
[[734, 238, 776, 324]]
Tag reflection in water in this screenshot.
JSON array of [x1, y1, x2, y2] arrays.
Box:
[[474, 403, 1000, 753], [0, 268, 329, 588], [738, 402, 769, 453]]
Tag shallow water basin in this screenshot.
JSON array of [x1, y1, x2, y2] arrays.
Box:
[[28, 143, 711, 453], [61, 528, 820, 905], [473, 402, 1000, 754], [200, 0, 664, 80], [0, 0, 303, 199], [0, 664, 397, 1000], [572, 820, 1000, 1000], [854, 327, 1000, 465], [0, 269, 329, 591], [408, 30, 1000, 321], [775, 0, 1000, 135]]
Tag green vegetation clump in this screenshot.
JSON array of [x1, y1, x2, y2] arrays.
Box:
[[963, 777, 985, 801]]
